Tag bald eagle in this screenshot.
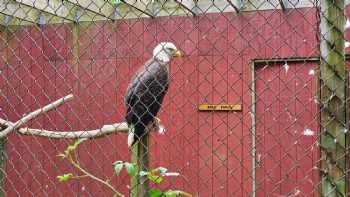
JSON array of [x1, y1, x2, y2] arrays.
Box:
[[125, 42, 182, 148]]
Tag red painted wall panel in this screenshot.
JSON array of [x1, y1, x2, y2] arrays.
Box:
[[255, 62, 319, 197], [197, 56, 213, 197], [212, 55, 228, 196]]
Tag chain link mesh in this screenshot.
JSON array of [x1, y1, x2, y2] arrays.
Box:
[[0, 0, 348, 196]]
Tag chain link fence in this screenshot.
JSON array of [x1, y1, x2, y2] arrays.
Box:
[[0, 0, 348, 196]]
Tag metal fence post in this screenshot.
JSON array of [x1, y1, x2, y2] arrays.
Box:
[[319, 0, 347, 196]]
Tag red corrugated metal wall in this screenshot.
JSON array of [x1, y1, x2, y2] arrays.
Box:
[[0, 7, 323, 196]]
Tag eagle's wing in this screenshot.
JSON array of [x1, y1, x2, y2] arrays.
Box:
[[125, 60, 152, 108], [125, 59, 161, 124]]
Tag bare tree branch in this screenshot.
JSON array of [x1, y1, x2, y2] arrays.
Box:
[[0, 118, 129, 138], [0, 94, 74, 138]]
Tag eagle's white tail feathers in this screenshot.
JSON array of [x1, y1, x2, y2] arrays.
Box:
[[127, 125, 135, 148]]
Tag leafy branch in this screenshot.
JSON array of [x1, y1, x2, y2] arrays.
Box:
[[138, 167, 192, 197], [57, 139, 192, 197], [57, 139, 124, 197]]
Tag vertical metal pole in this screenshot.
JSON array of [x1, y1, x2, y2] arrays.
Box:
[[319, 0, 347, 196]]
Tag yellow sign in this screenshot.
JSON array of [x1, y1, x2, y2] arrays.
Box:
[[198, 104, 242, 111]]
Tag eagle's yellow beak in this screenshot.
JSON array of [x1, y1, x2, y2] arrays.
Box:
[[173, 50, 182, 57]]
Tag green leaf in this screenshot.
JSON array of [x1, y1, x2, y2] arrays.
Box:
[[57, 173, 73, 182], [164, 190, 192, 197], [124, 162, 135, 177], [113, 161, 123, 176], [147, 175, 163, 184], [148, 188, 163, 197], [150, 167, 160, 174], [164, 193, 176, 197], [111, 0, 120, 5], [163, 190, 179, 197]]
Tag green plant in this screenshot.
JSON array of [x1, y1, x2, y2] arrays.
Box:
[[57, 139, 192, 197], [57, 138, 124, 197], [137, 167, 192, 197]]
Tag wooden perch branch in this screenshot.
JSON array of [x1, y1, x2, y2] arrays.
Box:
[[0, 94, 74, 138], [0, 94, 162, 139], [0, 118, 129, 138]]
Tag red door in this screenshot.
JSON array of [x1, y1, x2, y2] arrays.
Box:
[[255, 61, 319, 196]]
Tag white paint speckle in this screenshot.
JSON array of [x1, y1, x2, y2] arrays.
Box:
[[345, 19, 350, 29], [345, 41, 350, 48], [283, 62, 289, 74], [303, 128, 315, 136], [334, 138, 337, 143], [257, 154, 262, 163], [81, 186, 85, 191], [308, 69, 315, 76], [344, 128, 348, 133]]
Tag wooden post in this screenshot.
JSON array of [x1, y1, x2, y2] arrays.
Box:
[[131, 133, 150, 197], [0, 138, 6, 197], [319, 0, 347, 196], [70, 22, 80, 72], [0, 28, 9, 197]]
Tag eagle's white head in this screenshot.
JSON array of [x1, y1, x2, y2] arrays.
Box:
[[153, 42, 182, 63]]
